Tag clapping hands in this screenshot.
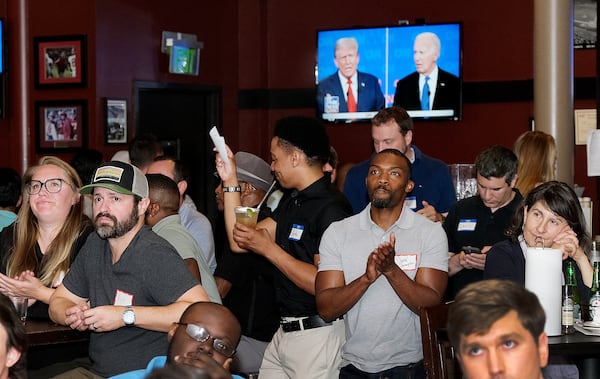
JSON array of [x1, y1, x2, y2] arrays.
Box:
[[365, 233, 397, 282]]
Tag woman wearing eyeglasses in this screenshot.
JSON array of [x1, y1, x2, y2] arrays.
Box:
[[0, 156, 94, 319]]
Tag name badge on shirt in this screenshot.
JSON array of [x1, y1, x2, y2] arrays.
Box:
[[114, 289, 134, 306], [404, 196, 417, 210], [289, 224, 304, 241], [395, 254, 418, 271], [458, 219, 477, 231]]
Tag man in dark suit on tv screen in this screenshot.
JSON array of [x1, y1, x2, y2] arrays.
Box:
[[393, 32, 460, 117], [317, 37, 385, 121]]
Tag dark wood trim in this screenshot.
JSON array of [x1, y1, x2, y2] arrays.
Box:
[[238, 77, 597, 109]]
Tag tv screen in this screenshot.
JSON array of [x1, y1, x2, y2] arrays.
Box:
[[316, 22, 462, 122]]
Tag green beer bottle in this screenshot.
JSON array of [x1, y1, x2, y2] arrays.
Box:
[[562, 260, 578, 334], [566, 260, 580, 321], [588, 261, 600, 324]]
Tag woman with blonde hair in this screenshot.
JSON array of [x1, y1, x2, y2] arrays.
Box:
[[513, 130, 556, 196], [0, 156, 93, 319]]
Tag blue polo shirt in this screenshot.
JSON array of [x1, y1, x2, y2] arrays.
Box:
[[343, 145, 456, 214], [109, 356, 246, 379]]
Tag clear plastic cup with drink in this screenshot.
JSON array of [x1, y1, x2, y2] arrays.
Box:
[[235, 206, 259, 228], [10, 296, 27, 323]]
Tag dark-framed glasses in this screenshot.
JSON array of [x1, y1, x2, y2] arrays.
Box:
[[176, 322, 236, 357], [26, 178, 71, 195]]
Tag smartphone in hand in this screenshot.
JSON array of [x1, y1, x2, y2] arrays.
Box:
[[462, 246, 481, 254]]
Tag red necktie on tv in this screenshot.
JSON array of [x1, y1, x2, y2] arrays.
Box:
[[347, 78, 357, 113]]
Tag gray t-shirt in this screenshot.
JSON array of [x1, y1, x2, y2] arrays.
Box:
[[319, 205, 448, 373], [62, 226, 199, 377]]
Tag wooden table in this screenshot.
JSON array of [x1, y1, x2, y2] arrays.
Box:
[[25, 319, 90, 347]]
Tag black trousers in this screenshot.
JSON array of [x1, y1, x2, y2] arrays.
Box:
[[339, 361, 425, 379]]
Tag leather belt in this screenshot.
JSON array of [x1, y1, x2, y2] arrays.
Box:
[[280, 315, 341, 333]]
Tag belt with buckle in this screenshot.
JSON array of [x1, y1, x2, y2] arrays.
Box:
[[280, 315, 340, 333]]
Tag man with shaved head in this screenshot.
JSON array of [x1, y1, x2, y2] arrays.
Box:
[[147, 156, 216, 273], [145, 173, 220, 304], [111, 302, 245, 379]]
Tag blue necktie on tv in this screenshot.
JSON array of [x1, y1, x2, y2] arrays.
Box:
[[421, 76, 430, 110]]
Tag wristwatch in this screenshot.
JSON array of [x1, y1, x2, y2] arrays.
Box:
[[123, 306, 135, 326], [222, 185, 241, 193]]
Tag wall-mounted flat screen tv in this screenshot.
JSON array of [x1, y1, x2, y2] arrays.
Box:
[[316, 22, 462, 123]]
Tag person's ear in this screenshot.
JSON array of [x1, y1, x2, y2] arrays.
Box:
[[146, 202, 159, 217], [405, 180, 415, 193], [5, 347, 20, 368], [404, 130, 413, 147], [167, 322, 178, 342], [138, 197, 151, 215], [510, 174, 518, 189], [241, 183, 254, 196], [222, 357, 233, 371], [538, 332, 549, 368], [176, 180, 188, 197], [291, 150, 302, 167]]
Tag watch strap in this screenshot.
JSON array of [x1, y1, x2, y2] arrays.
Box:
[[222, 185, 241, 193]]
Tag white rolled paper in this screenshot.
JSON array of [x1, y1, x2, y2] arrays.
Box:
[[209, 126, 230, 167], [525, 247, 563, 336]]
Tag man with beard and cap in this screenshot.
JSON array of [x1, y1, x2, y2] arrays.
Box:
[[316, 149, 448, 379], [49, 161, 209, 378], [213, 151, 279, 375], [110, 302, 245, 379], [215, 116, 353, 378]]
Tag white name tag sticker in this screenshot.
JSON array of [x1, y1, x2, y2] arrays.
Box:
[[114, 289, 133, 306], [404, 196, 417, 210], [395, 254, 418, 271], [289, 224, 304, 241], [458, 219, 477, 231]]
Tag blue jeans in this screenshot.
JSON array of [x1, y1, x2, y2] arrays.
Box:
[[339, 361, 425, 379]]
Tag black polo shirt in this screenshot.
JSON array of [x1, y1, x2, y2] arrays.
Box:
[[443, 189, 523, 300], [271, 175, 353, 317]]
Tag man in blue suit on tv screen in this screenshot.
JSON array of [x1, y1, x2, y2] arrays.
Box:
[[393, 32, 460, 117], [317, 37, 385, 121]]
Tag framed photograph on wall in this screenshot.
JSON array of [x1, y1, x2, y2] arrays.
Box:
[[33, 35, 87, 88], [35, 100, 87, 151], [574, 0, 597, 49], [104, 98, 128, 144]]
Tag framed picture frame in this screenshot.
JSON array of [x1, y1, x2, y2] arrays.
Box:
[[33, 35, 87, 88], [104, 98, 128, 144], [574, 0, 596, 49], [35, 100, 87, 151]]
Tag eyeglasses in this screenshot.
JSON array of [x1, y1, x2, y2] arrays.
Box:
[[26, 178, 72, 195], [176, 322, 236, 357]]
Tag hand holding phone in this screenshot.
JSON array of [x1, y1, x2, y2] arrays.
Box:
[[462, 246, 481, 254]]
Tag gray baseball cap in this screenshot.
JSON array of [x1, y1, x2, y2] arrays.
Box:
[[80, 161, 148, 198]]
